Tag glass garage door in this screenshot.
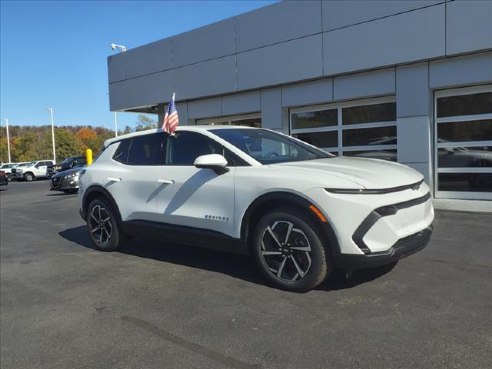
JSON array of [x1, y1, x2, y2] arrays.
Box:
[[434, 85, 492, 200], [290, 97, 397, 161], [196, 113, 261, 127]]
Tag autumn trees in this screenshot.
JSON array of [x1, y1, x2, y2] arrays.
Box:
[[0, 125, 113, 163], [0, 115, 157, 163]]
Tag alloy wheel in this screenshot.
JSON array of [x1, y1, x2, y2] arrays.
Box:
[[260, 220, 312, 282], [88, 204, 113, 248]]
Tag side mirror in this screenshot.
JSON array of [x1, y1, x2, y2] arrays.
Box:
[[194, 154, 229, 174]]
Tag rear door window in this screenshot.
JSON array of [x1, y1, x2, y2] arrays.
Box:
[[127, 133, 167, 166]]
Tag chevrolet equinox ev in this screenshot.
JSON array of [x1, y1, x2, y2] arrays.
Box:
[[78, 126, 434, 292]]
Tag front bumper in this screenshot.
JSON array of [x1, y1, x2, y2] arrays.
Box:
[[335, 225, 433, 269], [50, 176, 79, 191], [307, 182, 434, 255], [10, 172, 23, 180]]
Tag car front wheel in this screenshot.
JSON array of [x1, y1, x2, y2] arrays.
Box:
[[23, 173, 34, 181], [87, 198, 123, 251], [252, 209, 330, 292]]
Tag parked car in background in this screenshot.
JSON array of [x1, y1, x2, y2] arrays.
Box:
[[47, 155, 87, 178], [10, 160, 54, 181], [50, 166, 84, 194], [8, 162, 32, 180], [0, 163, 17, 181], [0, 170, 8, 189]]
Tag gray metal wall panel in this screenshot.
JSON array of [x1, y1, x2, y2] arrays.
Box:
[[108, 55, 125, 83], [221, 91, 261, 116], [237, 35, 323, 91], [123, 39, 173, 79], [396, 63, 430, 117], [188, 97, 221, 119], [323, 5, 445, 76], [281, 79, 333, 107], [108, 82, 126, 111], [334, 68, 395, 101], [446, 0, 492, 56], [172, 19, 236, 67], [397, 116, 432, 163], [322, 0, 442, 31], [174, 56, 237, 100], [429, 52, 492, 88], [260, 88, 282, 129], [176, 102, 189, 125], [124, 71, 174, 109], [235, 1, 321, 52]]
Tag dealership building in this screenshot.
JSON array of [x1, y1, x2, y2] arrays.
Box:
[[107, 0, 492, 212]]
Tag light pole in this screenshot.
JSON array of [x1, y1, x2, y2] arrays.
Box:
[[113, 111, 118, 137], [46, 108, 56, 163], [109, 42, 126, 137], [3, 118, 11, 163]]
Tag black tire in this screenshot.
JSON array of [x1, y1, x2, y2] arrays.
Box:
[[87, 198, 123, 251], [24, 172, 34, 182], [252, 209, 330, 292]]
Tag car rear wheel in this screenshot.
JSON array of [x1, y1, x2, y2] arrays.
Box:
[[252, 209, 330, 292], [87, 198, 123, 251]]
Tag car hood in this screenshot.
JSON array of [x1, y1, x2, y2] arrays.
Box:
[[272, 157, 423, 189]]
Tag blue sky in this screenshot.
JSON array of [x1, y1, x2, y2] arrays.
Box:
[[0, 0, 276, 130]]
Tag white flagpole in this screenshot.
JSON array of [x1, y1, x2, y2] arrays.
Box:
[[4, 118, 11, 163]]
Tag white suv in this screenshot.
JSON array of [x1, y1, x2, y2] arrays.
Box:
[[78, 126, 434, 292], [11, 160, 54, 181]]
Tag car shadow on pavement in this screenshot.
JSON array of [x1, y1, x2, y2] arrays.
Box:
[[59, 226, 395, 292], [59, 226, 264, 287], [317, 262, 397, 291]]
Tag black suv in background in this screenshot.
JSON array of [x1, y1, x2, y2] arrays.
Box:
[[47, 156, 87, 178]]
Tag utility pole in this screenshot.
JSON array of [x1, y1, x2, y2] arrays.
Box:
[[46, 108, 56, 162], [3, 118, 11, 163]]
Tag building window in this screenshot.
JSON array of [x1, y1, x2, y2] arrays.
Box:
[[196, 113, 261, 128], [290, 97, 397, 161], [434, 85, 492, 200]]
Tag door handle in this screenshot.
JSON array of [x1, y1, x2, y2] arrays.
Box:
[[157, 179, 174, 184], [107, 177, 122, 182]]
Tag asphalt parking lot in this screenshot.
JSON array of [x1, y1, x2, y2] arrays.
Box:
[[1, 181, 491, 369]]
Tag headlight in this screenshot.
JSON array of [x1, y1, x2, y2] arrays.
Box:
[[325, 180, 423, 195], [64, 172, 80, 179], [325, 188, 381, 194]]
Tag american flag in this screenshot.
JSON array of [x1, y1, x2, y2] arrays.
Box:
[[162, 93, 179, 135]]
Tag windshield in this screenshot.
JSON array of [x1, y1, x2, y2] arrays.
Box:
[[61, 157, 75, 164], [211, 128, 332, 164]]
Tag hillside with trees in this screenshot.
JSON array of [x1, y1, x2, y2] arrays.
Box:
[[0, 115, 157, 163]]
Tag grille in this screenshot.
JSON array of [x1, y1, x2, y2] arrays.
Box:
[[51, 177, 61, 189], [392, 226, 433, 257]]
